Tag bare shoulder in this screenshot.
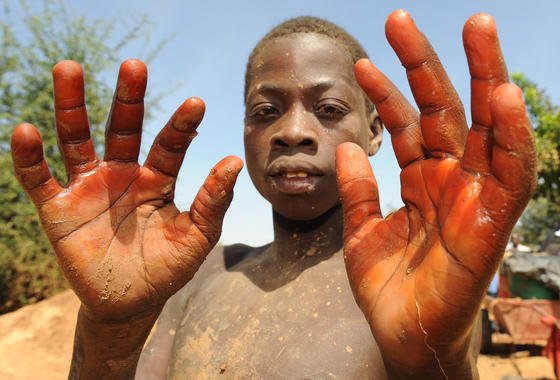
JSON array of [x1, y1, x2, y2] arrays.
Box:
[[223, 243, 268, 269]]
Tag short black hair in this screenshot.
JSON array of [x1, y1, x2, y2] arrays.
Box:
[[244, 16, 373, 111]]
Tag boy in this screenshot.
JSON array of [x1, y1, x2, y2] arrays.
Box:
[[10, 9, 536, 380]]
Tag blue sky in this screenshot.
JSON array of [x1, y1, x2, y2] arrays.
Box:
[[7, 1, 560, 246]]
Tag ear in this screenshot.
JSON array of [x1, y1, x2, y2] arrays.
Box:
[[366, 109, 383, 156]]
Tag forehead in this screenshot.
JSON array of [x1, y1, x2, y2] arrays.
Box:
[[249, 33, 358, 95]]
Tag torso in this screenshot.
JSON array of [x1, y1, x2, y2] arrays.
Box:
[[163, 244, 387, 379]]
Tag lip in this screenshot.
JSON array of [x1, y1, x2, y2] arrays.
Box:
[[266, 160, 324, 194], [267, 160, 324, 177]]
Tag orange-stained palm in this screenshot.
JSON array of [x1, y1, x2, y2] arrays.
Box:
[[11, 59, 243, 322], [336, 11, 536, 378]]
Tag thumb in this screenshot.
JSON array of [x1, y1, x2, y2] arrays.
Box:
[[336, 142, 382, 238]]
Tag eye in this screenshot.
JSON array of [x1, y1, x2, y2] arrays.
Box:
[[315, 99, 349, 120], [248, 103, 280, 122]]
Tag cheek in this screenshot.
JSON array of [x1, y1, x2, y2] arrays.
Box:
[[243, 125, 254, 138], [327, 124, 368, 153], [349, 118, 371, 149], [243, 128, 265, 160], [243, 129, 269, 185]]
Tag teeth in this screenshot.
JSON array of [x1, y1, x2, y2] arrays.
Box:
[[285, 171, 308, 178]]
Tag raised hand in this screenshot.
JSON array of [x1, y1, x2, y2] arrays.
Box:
[[11, 60, 243, 323], [336, 11, 536, 379]]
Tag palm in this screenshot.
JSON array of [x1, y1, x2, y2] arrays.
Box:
[[346, 159, 496, 361], [11, 60, 242, 322], [42, 162, 187, 318], [336, 12, 536, 373]]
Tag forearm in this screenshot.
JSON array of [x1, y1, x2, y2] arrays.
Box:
[[69, 305, 161, 380]]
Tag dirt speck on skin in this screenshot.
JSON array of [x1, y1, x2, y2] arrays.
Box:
[[97, 257, 114, 301], [306, 247, 317, 256], [121, 280, 132, 296], [397, 329, 407, 344], [161, 182, 173, 198]]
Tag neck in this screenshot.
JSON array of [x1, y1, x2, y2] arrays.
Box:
[[270, 204, 343, 261], [234, 205, 344, 291]]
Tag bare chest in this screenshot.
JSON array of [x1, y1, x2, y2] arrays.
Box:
[[168, 256, 387, 379]]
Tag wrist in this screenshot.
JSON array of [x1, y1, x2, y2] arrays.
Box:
[[382, 338, 478, 380], [384, 357, 477, 380], [70, 305, 162, 380]]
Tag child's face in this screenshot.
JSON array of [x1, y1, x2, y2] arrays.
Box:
[[244, 33, 375, 221]]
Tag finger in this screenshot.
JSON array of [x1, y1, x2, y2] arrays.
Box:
[[53, 60, 98, 177], [489, 84, 537, 195], [173, 156, 244, 250], [476, 83, 536, 235], [104, 59, 147, 162], [11, 123, 62, 205], [385, 10, 468, 157], [443, 87, 535, 271], [441, 85, 535, 281], [462, 14, 509, 174], [144, 97, 204, 178], [355, 59, 424, 168], [335, 142, 382, 238]]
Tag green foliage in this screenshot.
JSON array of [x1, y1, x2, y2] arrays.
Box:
[[512, 73, 560, 204], [0, 0, 163, 313], [517, 197, 560, 248], [512, 73, 560, 246]]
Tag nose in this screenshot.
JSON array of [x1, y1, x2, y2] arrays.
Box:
[[271, 107, 318, 150]]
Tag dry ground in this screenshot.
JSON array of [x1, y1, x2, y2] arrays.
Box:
[[0, 290, 556, 379]]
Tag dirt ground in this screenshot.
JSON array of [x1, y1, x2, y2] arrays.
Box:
[[0, 290, 556, 379]]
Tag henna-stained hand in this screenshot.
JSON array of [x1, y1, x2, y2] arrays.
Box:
[[11, 59, 243, 323], [336, 11, 536, 379]]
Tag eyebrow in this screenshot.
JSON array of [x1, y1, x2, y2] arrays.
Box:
[[248, 79, 351, 101]]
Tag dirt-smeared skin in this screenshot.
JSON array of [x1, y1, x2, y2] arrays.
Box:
[[11, 59, 242, 379], [336, 11, 537, 380]]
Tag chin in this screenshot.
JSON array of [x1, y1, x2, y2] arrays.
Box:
[[271, 197, 339, 222], [254, 177, 341, 221], [274, 208, 324, 221]]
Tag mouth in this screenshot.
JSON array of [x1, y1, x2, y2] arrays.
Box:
[[267, 164, 324, 194], [282, 171, 310, 179]]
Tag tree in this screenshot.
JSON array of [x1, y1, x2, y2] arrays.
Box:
[[516, 196, 559, 246], [0, 0, 163, 313], [512, 73, 560, 246]]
